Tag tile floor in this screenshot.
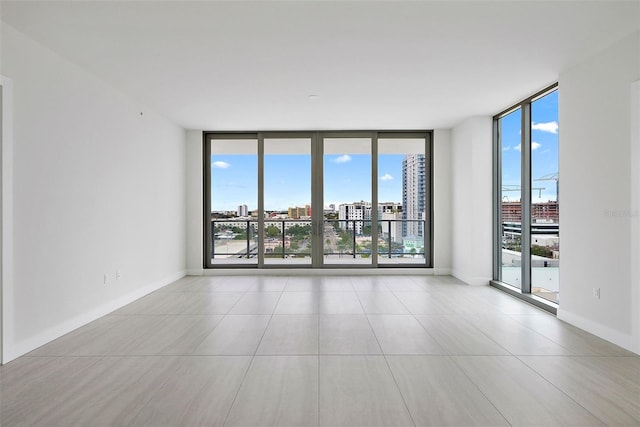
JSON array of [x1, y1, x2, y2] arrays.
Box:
[[1, 275, 639, 426]]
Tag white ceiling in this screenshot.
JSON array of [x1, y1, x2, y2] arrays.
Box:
[[1, 1, 638, 130]]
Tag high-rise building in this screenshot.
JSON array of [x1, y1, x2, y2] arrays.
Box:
[[402, 154, 426, 237], [338, 201, 372, 235], [237, 204, 248, 217], [378, 202, 403, 243]]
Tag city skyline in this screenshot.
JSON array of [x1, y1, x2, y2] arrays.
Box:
[[211, 152, 407, 212]]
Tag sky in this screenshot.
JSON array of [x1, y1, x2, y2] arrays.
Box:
[[211, 151, 405, 212], [211, 90, 558, 212], [501, 90, 559, 203]]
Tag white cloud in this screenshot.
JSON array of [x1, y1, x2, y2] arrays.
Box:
[[334, 154, 352, 163], [514, 142, 541, 152], [380, 173, 394, 181], [502, 146, 511, 151], [212, 160, 230, 169], [532, 121, 558, 134]]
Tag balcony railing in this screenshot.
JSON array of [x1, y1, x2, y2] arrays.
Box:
[[211, 219, 258, 259], [323, 219, 425, 259], [211, 218, 426, 260]]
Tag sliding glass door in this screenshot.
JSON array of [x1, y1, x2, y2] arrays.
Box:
[[263, 136, 313, 265], [204, 131, 432, 268], [208, 135, 258, 265], [323, 135, 372, 266]]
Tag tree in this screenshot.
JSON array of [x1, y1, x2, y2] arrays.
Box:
[[265, 225, 281, 238], [531, 244, 553, 258], [287, 224, 312, 238]]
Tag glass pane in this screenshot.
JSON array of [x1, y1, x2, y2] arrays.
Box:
[[210, 139, 258, 265], [378, 138, 426, 264], [264, 138, 312, 265], [323, 138, 372, 265], [531, 91, 559, 303], [500, 109, 523, 288]]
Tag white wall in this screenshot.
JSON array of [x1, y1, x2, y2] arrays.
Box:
[[558, 31, 640, 352], [433, 129, 452, 274], [1, 24, 187, 362], [451, 116, 493, 285], [632, 80, 640, 354], [186, 130, 204, 275]]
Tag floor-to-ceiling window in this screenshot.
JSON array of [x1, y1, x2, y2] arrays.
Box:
[[204, 131, 432, 268], [493, 84, 559, 309]]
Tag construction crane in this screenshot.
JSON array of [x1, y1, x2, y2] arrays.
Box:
[[534, 172, 559, 203], [502, 184, 546, 200]]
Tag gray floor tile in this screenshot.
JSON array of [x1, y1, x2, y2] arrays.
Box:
[[319, 314, 382, 354], [113, 292, 193, 315], [56, 315, 170, 355], [193, 314, 270, 355], [316, 277, 355, 291], [383, 277, 427, 292], [453, 356, 606, 426], [257, 314, 318, 355], [356, 291, 409, 314], [6, 275, 640, 427], [156, 275, 200, 292], [319, 355, 413, 427], [7, 356, 172, 426], [225, 356, 318, 427], [350, 277, 388, 291], [274, 291, 320, 314], [130, 315, 224, 355], [319, 292, 364, 314], [387, 355, 510, 426], [26, 315, 127, 356], [129, 356, 251, 426], [161, 276, 227, 293], [213, 278, 255, 292], [520, 356, 640, 425], [392, 292, 454, 314], [228, 292, 282, 314], [284, 277, 322, 292], [511, 314, 636, 356], [415, 315, 510, 355], [368, 315, 446, 355], [1, 356, 104, 425], [247, 277, 287, 291], [178, 291, 245, 314], [466, 314, 573, 355]]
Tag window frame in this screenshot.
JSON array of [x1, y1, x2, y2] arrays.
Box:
[[492, 83, 559, 313], [203, 130, 433, 269]]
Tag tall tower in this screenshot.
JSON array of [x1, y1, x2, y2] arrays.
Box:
[[402, 154, 426, 237]]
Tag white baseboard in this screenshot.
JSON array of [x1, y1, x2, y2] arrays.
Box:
[[451, 269, 491, 286], [202, 268, 436, 276], [433, 267, 452, 275], [557, 308, 637, 355], [186, 268, 204, 276], [3, 270, 186, 363]]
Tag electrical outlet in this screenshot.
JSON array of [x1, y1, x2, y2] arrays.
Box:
[[104, 273, 109, 285], [593, 287, 600, 299], [116, 269, 121, 280]]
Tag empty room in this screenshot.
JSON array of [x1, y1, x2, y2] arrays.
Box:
[[1, 1, 639, 426]]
